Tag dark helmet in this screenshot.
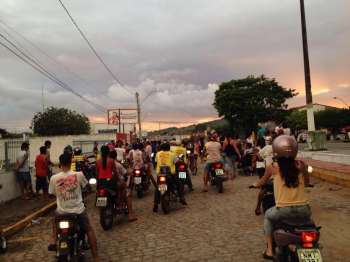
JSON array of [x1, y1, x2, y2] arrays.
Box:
[[132, 143, 138, 150], [160, 141, 170, 151], [73, 147, 82, 155], [272, 135, 298, 159], [64, 145, 73, 155]]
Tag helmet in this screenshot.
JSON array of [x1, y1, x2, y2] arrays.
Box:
[[272, 135, 298, 159], [73, 147, 82, 155]]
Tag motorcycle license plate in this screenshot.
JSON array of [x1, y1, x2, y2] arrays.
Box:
[[134, 176, 142, 185], [158, 184, 167, 192], [96, 197, 107, 207], [297, 249, 322, 262], [179, 172, 187, 179], [215, 169, 224, 176], [60, 242, 68, 249]]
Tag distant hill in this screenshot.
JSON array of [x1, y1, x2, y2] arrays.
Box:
[[148, 118, 229, 136]]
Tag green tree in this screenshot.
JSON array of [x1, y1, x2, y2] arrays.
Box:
[[285, 110, 307, 131], [214, 75, 296, 135], [315, 108, 350, 133], [32, 107, 90, 136]]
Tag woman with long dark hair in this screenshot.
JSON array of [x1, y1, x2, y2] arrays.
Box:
[[251, 135, 312, 260]]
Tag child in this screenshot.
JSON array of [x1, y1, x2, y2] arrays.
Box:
[[35, 146, 49, 197]]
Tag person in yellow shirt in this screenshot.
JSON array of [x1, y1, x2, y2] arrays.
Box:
[[153, 141, 187, 212], [170, 140, 194, 191]]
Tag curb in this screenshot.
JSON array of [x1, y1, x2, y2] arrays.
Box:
[[1, 201, 56, 238], [311, 167, 350, 188]]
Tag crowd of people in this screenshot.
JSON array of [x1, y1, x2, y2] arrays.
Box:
[[12, 122, 313, 260]]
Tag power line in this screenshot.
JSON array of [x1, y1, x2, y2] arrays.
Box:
[[0, 36, 106, 113], [0, 19, 117, 105], [57, 0, 133, 96]]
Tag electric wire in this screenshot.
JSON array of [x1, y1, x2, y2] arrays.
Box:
[[0, 37, 106, 113], [0, 19, 117, 105], [57, 0, 133, 96]]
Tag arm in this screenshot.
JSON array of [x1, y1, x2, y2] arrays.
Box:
[[232, 141, 241, 159], [297, 160, 311, 187], [252, 165, 273, 188]]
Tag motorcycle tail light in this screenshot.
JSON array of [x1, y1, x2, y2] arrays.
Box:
[[215, 163, 223, 169], [179, 164, 186, 171], [301, 231, 317, 248], [59, 221, 69, 229], [98, 189, 107, 196], [135, 170, 141, 175], [159, 176, 166, 183]]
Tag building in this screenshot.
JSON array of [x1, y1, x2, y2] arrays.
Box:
[[290, 103, 339, 113]]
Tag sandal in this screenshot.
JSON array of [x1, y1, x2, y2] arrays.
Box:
[[262, 251, 273, 260], [255, 208, 262, 216]]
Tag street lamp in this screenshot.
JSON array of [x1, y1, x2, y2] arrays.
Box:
[[333, 97, 350, 109], [299, 0, 315, 132]]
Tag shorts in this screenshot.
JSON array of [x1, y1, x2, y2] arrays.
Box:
[[36, 176, 48, 192], [16, 171, 31, 183], [204, 160, 223, 173], [55, 210, 90, 232], [256, 168, 266, 178]]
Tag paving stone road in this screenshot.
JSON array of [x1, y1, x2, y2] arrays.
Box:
[[2, 167, 350, 262]]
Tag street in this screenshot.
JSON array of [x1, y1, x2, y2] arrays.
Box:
[[2, 167, 350, 262]]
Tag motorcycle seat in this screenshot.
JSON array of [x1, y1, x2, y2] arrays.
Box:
[[277, 219, 315, 231]]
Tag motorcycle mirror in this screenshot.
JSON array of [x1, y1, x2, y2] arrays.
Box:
[[307, 165, 313, 174], [89, 178, 97, 185]]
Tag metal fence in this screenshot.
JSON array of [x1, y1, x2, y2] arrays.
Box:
[[3, 140, 22, 170], [73, 140, 111, 154]]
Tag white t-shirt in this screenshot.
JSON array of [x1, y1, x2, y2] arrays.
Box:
[[17, 150, 30, 172], [259, 145, 274, 167], [49, 171, 87, 214], [205, 141, 222, 162], [129, 149, 144, 168], [115, 147, 126, 162], [145, 145, 152, 158]]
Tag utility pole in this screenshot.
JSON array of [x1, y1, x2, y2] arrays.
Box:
[[41, 83, 45, 113], [135, 92, 142, 138], [300, 0, 315, 131]]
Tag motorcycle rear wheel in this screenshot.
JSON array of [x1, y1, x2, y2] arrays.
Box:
[[161, 192, 170, 214], [0, 235, 7, 254], [100, 207, 114, 231], [137, 188, 144, 198], [218, 180, 223, 193]]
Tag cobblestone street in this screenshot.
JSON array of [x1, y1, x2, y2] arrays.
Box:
[[3, 168, 350, 262]]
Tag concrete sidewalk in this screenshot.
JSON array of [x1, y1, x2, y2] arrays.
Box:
[[301, 158, 350, 188]]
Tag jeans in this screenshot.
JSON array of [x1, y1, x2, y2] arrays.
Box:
[[264, 204, 311, 235]]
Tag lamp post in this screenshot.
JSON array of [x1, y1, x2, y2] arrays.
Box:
[[333, 97, 350, 109], [299, 0, 315, 132]]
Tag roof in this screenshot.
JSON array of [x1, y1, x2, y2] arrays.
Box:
[[289, 103, 339, 111]]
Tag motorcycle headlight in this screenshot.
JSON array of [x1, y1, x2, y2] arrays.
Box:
[[151, 153, 154, 157], [187, 150, 191, 154], [307, 166, 313, 174], [59, 221, 70, 229], [89, 178, 97, 185]]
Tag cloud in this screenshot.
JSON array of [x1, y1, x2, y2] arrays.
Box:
[[0, 0, 349, 130]]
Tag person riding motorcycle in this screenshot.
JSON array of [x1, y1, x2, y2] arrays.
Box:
[[170, 140, 194, 191], [203, 131, 223, 192], [153, 141, 187, 212], [48, 153, 100, 262], [96, 146, 137, 222], [250, 135, 312, 260], [71, 147, 87, 173]]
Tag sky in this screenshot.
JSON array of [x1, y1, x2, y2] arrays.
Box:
[[0, 0, 349, 131]]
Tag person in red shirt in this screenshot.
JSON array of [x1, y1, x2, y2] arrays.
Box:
[[35, 146, 49, 197]]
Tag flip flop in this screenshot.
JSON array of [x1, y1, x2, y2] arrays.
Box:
[[128, 217, 138, 222], [202, 189, 208, 192], [255, 209, 262, 216], [262, 251, 273, 260]]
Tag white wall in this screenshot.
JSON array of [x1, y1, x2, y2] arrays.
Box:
[[0, 133, 116, 203]]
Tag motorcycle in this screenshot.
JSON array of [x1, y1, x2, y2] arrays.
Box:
[[54, 214, 86, 262], [209, 162, 226, 193], [274, 220, 322, 262], [90, 178, 128, 231], [176, 155, 192, 192], [133, 168, 149, 198], [156, 166, 180, 214], [0, 234, 6, 254], [187, 149, 198, 176]]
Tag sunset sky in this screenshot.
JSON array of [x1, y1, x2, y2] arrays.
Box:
[[0, 0, 349, 131]]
